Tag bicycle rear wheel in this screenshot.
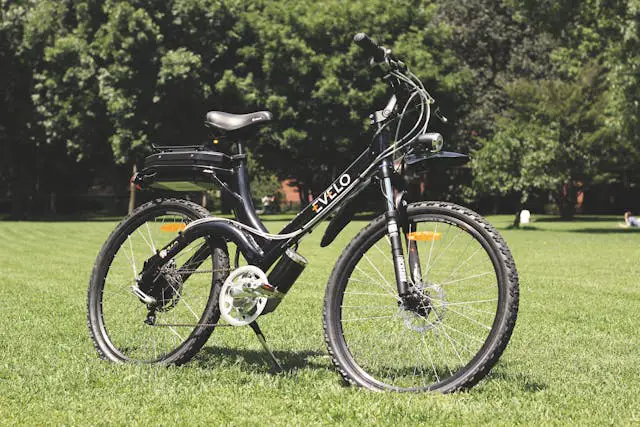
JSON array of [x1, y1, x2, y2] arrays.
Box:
[[87, 199, 229, 364], [323, 201, 519, 392]]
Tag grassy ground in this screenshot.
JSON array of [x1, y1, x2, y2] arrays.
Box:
[[0, 213, 638, 425]]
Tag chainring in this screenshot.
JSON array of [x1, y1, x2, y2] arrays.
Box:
[[218, 265, 268, 326]]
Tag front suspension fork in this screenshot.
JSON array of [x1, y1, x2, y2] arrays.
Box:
[[397, 192, 423, 285], [380, 159, 411, 297]]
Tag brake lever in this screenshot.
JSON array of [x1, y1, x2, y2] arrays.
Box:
[[434, 107, 448, 123], [370, 48, 407, 73], [386, 50, 407, 72]]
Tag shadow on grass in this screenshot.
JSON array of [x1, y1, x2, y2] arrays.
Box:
[[563, 228, 640, 234], [534, 216, 617, 223], [192, 345, 328, 373], [503, 225, 541, 231], [488, 368, 547, 393], [193, 346, 546, 393]]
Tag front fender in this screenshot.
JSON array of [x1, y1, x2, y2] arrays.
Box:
[[405, 151, 469, 173]]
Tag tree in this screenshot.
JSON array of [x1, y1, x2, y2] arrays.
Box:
[[473, 64, 620, 219], [0, 1, 49, 218], [472, 0, 640, 219], [30, 0, 246, 209], [438, 0, 557, 150], [218, 0, 466, 203], [4, 0, 636, 219]]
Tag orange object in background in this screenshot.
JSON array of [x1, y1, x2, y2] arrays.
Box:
[[407, 231, 441, 241], [160, 223, 186, 232]]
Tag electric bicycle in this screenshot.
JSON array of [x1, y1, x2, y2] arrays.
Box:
[[87, 33, 519, 392]]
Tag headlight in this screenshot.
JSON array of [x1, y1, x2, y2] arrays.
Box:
[[417, 133, 443, 152]]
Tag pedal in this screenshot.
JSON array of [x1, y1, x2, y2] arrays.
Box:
[[256, 283, 284, 299]]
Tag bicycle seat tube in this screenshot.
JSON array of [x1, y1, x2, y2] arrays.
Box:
[[230, 141, 268, 235]]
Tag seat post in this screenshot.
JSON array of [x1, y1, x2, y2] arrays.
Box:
[[235, 141, 245, 155]]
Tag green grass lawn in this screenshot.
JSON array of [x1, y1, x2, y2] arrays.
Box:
[[0, 213, 639, 425]]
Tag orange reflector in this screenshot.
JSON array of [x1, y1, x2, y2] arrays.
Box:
[[407, 231, 441, 241], [160, 223, 186, 232]]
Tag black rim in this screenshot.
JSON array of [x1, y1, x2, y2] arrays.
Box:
[[93, 205, 219, 363], [332, 212, 507, 391]]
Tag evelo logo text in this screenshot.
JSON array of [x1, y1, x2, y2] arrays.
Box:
[[311, 174, 351, 214]]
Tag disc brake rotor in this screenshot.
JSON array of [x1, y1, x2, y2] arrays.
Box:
[[400, 283, 446, 333], [219, 265, 268, 326]]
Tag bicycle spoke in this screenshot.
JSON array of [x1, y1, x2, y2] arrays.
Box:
[[354, 264, 400, 301], [95, 207, 222, 363], [336, 212, 507, 391], [421, 334, 440, 383], [126, 235, 137, 277], [440, 271, 493, 286], [424, 222, 438, 277], [341, 314, 397, 322], [443, 305, 493, 331], [344, 290, 397, 298]]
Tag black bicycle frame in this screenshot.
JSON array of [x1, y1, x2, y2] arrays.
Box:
[[255, 146, 377, 268], [223, 110, 410, 295], [139, 99, 415, 300]]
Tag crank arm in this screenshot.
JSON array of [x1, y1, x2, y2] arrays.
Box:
[[229, 283, 284, 299]]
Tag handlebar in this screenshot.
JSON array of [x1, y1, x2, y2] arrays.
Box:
[[353, 33, 386, 63], [353, 33, 441, 154]]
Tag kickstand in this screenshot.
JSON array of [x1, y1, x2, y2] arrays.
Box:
[[249, 321, 283, 373]]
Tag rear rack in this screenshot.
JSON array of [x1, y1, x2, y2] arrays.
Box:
[[135, 145, 233, 192], [151, 144, 214, 152]]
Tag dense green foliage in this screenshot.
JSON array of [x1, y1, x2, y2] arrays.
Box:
[[0, 216, 639, 423], [472, 0, 640, 217], [1, 0, 638, 217]]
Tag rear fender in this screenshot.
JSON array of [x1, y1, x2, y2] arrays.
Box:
[[183, 217, 264, 264]]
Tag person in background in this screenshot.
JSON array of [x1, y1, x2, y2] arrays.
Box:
[[262, 195, 275, 214], [619, 211, 640, 228]]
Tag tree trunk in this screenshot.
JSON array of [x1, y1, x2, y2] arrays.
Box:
[[49, 192, 57, 214], [513, 210, 521, 228], [513, 194, 523, 227], [557, 181, 577, 219], [10, 190, 27, 220], [298, 182, 309, 208], [9, 166, 29, 220], [128, 163, 137, 214]]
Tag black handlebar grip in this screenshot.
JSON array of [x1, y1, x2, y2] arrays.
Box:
[[353, 33, 386, 62]]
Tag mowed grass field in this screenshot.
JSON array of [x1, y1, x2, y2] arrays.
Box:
[[0, 212, 638, 425]]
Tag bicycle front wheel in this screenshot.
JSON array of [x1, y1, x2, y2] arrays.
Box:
[[323, 201, 519, 392]]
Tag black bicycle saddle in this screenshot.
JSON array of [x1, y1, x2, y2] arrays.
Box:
[[204, 111, 273, 131]]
